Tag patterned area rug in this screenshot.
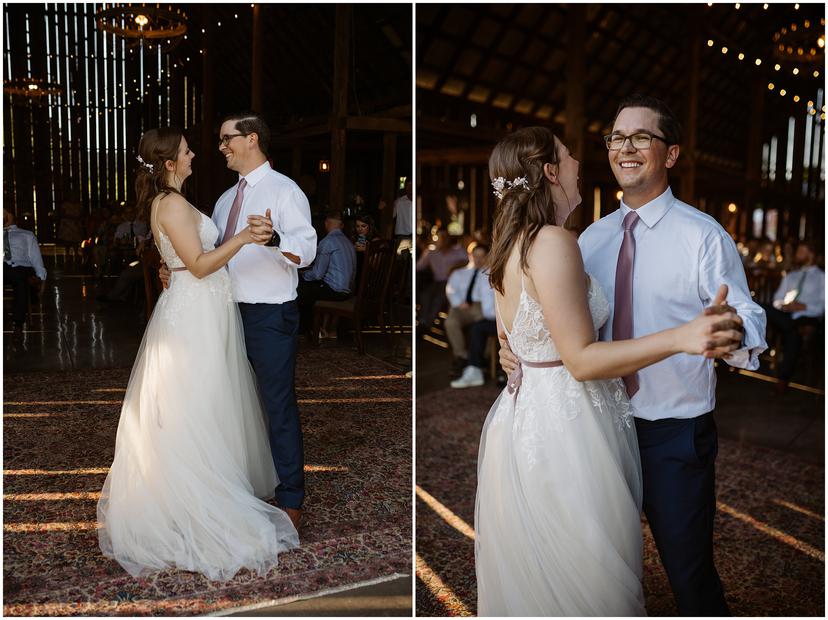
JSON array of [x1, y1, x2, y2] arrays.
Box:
[[3, 346, 411, 616], [416, 384, 824, 617]]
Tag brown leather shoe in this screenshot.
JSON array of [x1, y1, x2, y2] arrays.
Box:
[[283, 507, 303, 529]]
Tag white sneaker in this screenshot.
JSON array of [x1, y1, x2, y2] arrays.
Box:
[[450, 365, 485, 388]]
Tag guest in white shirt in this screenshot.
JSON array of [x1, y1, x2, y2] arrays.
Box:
[[500, 95, 765, 615], [451, 269, 498, 389], [393, 179, 412, 239], [763, 240, 824, 390], [114, 208, 150, 245], [214, 112, 316, 529], [3, 208, 47, 332], [444, 243, 489, 372]]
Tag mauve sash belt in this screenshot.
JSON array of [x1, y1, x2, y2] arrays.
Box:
[[169, 266, 188, 272], [507, 357, 564, 397]]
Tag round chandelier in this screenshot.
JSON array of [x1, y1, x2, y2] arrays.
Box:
[[96, 4, 188, 49]]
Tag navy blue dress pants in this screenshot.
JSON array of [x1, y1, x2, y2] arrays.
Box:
[[238, 300, 304, 510], [635, 412, 730, 616]]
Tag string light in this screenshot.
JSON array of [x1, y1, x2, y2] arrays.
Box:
[[755, 58, 762, 66], [779, 89, 786, 96], [774, 64, 781, 71], [707, 39, 714, 47], [738, 52, 744, 60], [721, 46, 728, 54], [793, 68, 799, 75], [794, 95, 800, 102], [768, 83, 775, 90]]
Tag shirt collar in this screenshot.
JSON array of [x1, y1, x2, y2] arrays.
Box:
[[326, 229, 344, 238], [239, 161, 271, 187], [619, 186, 674, 229]]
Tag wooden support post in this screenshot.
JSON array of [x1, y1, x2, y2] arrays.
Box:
[[200, 9, 216, 210], [681, 10, 700, 206], [381, 133, 398, 237], [330, 5, 351, 213], [251, 4, 263, 113], [744, 77, 765, 239], [564, 5, 586, 230]]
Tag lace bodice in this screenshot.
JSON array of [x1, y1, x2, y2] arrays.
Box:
[[505, 274, 610, 363], [154, 209, 218, 268]]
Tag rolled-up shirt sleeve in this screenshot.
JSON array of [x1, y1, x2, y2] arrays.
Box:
[[699, 229, 767, 370], [273, 185, 317, 268]]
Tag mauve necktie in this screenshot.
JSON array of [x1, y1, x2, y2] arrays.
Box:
[[613, 210, 640, 398], [221, 178, 247, 245]]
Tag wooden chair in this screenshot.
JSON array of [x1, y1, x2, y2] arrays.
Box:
[[387, 245, 413, 342], [313, 239, 395, 354], [141, 244, 163, 320]]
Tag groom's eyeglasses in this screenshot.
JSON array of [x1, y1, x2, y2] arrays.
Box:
[[603, 132, 668, 151], [219, 133, 249, 147]]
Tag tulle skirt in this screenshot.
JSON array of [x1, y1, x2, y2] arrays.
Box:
[[475, 366, 646, 616], [97, 269, 299, 581]]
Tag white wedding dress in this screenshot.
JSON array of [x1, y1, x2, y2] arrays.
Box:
[[475, 274, 645, 616], [97, 206, 299, 581]]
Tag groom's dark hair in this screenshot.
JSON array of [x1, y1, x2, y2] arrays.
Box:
[[614, 94, 682, 146], [222, 112, 271, 155]]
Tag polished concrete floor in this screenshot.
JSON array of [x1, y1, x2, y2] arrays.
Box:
[[416, 313, 825, 464], [3, 257, 412, 615]]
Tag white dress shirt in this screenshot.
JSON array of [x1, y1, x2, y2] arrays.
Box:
[[114, 219, 150, 241], [579, 186, 767, 421], [4, 225, 47, 280], [393, 195, 412, 236], [773, 265, 825, 319], [446, 265, 485, 308], [479, 271, 496, 320], [212, 162, 317, 304]]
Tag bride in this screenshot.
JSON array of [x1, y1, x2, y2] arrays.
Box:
[[475, 127, 738, 615], [97, 128, 299, 581]]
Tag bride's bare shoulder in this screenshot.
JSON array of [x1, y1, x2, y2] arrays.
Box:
[[530, 225, 581, 262]]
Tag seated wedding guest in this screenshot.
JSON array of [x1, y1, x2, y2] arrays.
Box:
[[114, 206, 150, 247], [3, 208, 47, 333], [353, 213, 381, 287], [416, 229, 469, 333], [297, 211, 356, 335], [762, 240, 825, 393], [98, 233, 154, 304], [451, 268, 497, 389], [444, 243, 489, 375]]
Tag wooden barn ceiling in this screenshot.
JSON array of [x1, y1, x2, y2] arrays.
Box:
[[172, 3, 412, 128], [416, 3, 826, 167]]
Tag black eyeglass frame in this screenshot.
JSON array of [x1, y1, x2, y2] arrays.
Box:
[[603, 131, 670, 151]]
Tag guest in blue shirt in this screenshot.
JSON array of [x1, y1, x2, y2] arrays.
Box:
[[297, 211, 357, 336]]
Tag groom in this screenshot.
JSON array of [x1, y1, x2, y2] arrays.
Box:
[[216, 113, 317, 528], [164, 113, 317, 528], [501, 94, 766, 615]]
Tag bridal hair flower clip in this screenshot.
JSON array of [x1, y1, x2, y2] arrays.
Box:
[[491, 175, 530, 200], [136, 154, 154, 172]]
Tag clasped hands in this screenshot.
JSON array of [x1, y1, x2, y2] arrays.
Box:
[[498, 283, 745, 375], [159, 211, 275, 289]]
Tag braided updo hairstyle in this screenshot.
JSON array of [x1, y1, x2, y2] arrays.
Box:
[[487, 126, 564, 295], [134, 127, 187, 221]]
